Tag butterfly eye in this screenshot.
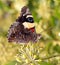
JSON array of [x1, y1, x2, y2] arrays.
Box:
[[27, 17, 34, 23]]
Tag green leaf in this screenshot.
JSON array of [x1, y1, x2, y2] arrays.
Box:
[[50, 0, 55, 9], [0, 1, 4, 9], [5, 60, 20, 65], [39, 61, 54, 65], [53, 44, 60, 53], [45, 42, 53, 54], [50, 16, 57, 26]]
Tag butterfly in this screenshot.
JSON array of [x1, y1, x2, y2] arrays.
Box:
[[7, 6, 41, 43]]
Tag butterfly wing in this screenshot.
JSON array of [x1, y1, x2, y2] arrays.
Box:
[[7, 21, 34, 43], [7, 6, 41, 43], [7, 22, 23, 42]]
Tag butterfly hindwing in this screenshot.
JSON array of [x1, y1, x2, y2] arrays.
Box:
[[8, 22, 37, 43], [8, 22, 20, 42]]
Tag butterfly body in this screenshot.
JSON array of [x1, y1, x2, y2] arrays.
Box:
[[7, 6, 41, 43]]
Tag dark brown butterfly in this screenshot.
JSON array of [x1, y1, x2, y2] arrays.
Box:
[[7, 6, 41, 43]]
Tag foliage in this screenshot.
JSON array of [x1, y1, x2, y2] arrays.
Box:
[[0, 0, 60, 65]]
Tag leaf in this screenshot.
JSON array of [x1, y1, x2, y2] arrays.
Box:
[[53, 44, 60, 53], [5, 60, 20, 65], [0, 1, 4, 9], [50, 16, 57, 26], [39, 61, 54, 65], [50, 0, 55, 9], [45, 42, 53, 54]]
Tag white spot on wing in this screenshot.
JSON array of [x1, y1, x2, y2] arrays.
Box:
[[26, 15, 33, 18], [22, 22, 35, 29]]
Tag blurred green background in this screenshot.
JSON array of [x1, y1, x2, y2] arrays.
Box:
[[0, 0, 60, 65]]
